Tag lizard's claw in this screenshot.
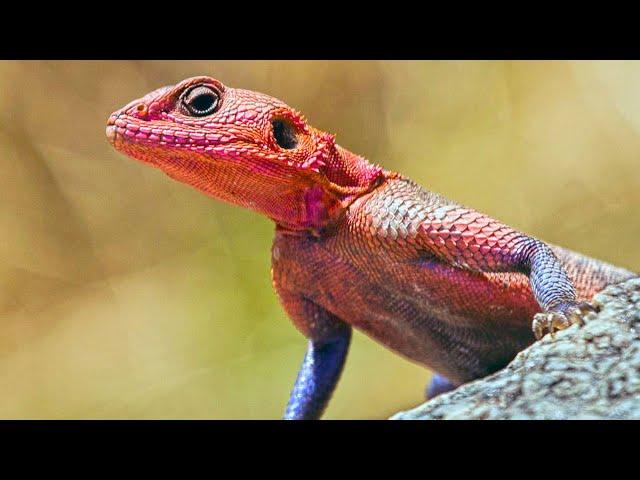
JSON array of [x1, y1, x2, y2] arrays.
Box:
[[532, 301, 597, 340]]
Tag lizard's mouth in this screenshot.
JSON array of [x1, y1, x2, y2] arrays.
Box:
[[106, 112, 246, 172], [106, 124, 117, 145], [106, 112, 233, 151], [106, 114, 130, 148], [106, 114, 151, 147], [106, 114, 117, 145], [105, 113, 167, 168]]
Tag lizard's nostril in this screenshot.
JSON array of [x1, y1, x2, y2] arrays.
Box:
[[135, 103, 148, 117], [125, 102, 149, 119]]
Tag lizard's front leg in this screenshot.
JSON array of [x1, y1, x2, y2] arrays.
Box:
[[285, 332, 351, 420], [277, 291, 351, 420], [419, 206, 596, 338], [518, 239, 596, 339]]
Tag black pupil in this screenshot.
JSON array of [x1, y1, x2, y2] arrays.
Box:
[[185, 87, 218, 116], [191, 93, 215, 112]]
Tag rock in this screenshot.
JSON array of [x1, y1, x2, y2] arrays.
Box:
[[391, 278, 640, 420]]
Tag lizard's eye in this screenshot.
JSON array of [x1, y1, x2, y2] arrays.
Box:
[[181, 85, 220, 117]]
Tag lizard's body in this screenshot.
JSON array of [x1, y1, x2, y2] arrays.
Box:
[[273, 176, 632, 385], [107, 76, 636, 419]]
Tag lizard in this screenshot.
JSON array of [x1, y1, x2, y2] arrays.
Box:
[[106, 75, 637, 419]]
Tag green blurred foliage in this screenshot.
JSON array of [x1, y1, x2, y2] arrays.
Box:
[[0, 61, 638, 418]]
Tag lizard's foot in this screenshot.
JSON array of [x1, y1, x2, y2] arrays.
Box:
[[425, 373, 457, 400], [532, 301, 597, 340]]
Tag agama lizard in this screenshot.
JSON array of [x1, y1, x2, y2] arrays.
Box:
[[106, 76, 636, 419]]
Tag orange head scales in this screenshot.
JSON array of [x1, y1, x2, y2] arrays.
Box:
[[107, 76, 383, 232]]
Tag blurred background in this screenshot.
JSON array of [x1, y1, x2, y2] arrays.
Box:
[[0, 61, 639, 419]]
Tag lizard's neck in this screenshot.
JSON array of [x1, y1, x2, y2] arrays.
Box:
[[324, 145, 384, 191], [275, 145, 384, 236]]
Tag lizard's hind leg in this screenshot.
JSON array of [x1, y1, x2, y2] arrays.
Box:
[[426, 373, 458, 399]]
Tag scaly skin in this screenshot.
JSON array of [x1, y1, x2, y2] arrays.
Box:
[[106, 76, 637, 419]]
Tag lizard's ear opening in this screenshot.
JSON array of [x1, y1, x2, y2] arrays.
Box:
[[271, 118, 299, 150]]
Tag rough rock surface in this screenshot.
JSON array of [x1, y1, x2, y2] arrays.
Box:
[[391, 278, 640, 420]]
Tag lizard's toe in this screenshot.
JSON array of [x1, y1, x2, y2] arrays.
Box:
[[532, 312, 570, 340], [532, 301, 596, 340]]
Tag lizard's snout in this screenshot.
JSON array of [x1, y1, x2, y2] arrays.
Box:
[[106, 124, 117, 145], [106, 114, 118, 145]]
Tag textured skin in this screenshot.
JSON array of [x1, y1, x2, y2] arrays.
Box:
[[107, 76, 637, 419]]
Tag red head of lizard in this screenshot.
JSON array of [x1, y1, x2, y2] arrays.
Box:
[[106, 76, 383, 232]]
